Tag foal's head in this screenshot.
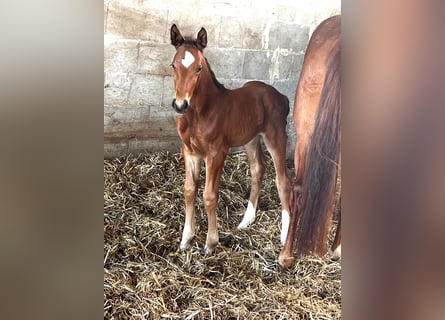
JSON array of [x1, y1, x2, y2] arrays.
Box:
[[170, 24, 207, 114]]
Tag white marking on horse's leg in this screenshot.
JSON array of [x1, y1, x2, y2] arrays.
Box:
[[181, 50, 195, 68], [238, 201, 256, 229], [180, 223, 194, 251], [329, 244, 341, 260], [334, 244, 341, 257], [280, 209, 290, 245]]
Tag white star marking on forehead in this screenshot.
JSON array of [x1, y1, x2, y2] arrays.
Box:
[[181, 50, 195, 68]]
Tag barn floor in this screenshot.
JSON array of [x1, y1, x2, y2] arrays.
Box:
[[104, 151, 341, 319]]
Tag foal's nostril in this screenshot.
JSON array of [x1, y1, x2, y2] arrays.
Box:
[[172, 99, 190, 114], [183, 100, 189, 111]]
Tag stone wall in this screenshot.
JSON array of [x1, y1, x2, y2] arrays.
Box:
[[104, 0, 340, 158]]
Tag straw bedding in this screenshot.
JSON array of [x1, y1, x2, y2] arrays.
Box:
[[104, 151, 341, 319]]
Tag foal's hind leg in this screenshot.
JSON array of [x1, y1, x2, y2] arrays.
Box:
[[330, 163, 342, 260], [279, 183, 302, 268], [262, 130, 291, 245], [238, 136, 266, 229], [329, 199, 341, 260]]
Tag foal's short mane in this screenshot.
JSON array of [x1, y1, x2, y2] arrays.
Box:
[[204, 58, 226, 91]]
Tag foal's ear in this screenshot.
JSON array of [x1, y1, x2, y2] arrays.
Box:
[[170, 24, 184, 48], [197, 27, 207, 50]]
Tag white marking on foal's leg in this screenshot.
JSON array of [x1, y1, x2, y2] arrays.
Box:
[[238, 201, 256, 229], [329, 244, 341, 260], [280, 209, 290, 245], [181, 50, 195, 68], [180, 223, 194, 250]]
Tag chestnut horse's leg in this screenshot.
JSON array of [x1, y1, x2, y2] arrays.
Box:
[[238, 136, 266, 229], [203, 148, 227, 254], [262, 130, 291, 245], [179, 147, 202, 251]]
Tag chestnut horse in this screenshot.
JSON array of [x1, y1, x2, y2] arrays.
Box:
[[279, 15, 341, 268], [170, 24, 291, 254]]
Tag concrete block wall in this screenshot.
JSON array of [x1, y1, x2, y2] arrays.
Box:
[[104, 0, 340, 158]]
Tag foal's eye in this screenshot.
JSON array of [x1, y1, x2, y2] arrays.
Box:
[[196, 66, 202, 74], [170, 63, 175, 70]]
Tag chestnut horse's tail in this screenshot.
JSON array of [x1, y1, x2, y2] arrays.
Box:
[[294, 45, 341, 256]]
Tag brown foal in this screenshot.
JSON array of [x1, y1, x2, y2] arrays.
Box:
[[170, 24, 291, 254]]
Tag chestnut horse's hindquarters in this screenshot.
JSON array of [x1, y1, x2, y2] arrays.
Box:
[[279, 15, 341, 268], [294, 45, 340, 257]]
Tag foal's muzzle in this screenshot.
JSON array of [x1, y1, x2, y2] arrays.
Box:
[[172, 99, 189, 114]]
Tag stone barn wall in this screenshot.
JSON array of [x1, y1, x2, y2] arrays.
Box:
[[104, 0, 340, 158]]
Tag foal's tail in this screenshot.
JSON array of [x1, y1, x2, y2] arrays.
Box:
[[294, 46, 341, 256]]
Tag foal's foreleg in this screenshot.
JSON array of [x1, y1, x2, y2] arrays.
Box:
[[203, 150, 226, 254], [330, 163, 342, 261], [180, 151, 202, 251], [238, 136, 266, 229]]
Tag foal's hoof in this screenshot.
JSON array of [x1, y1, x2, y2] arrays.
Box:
[[179, 239, 193, 251], [238, 202, 256, 229], [237, 219, 253, 229], [278, 252, 295, 269], [329, 245, 341, 261], [204, 246, 212, 255], [237, 213, 255, 229], [204, 243, 218, 255]]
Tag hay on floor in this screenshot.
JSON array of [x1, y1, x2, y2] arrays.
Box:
[[104, 151, 341, 319]]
